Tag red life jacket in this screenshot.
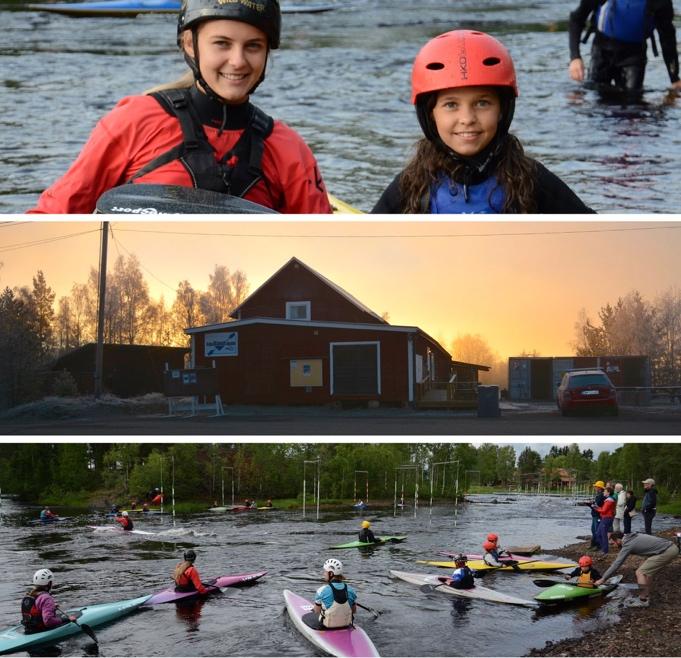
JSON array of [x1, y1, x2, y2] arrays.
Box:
[[175, 565, 198, 592], [21, 594, 46, 633]]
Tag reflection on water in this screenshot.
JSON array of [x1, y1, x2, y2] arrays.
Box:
[[1, 0, 681, 212]]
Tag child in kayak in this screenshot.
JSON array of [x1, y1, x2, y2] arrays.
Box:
[[372, 30, 593, 213], [21, 569, 76, 634], [358, 521, 377, 544], [564, 555, 602, 587], [28, 0, 332, 214], [447, 554, 476, 589], [115, 511, 133, 531], [39, 508, 56, 522], [173, 550, 208, 595], [482, 540, 519, 568], [304, 559, 357, 630]]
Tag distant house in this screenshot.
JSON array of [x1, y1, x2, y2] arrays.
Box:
[[51, 343, 188, 397], [186, 257, 488, 406]]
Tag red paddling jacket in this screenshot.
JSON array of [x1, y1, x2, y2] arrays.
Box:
[[29, 87, 332, 214]]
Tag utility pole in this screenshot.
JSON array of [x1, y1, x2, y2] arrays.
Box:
[[94, 221, 109, 398]]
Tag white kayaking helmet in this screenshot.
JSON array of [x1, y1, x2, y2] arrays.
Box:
[[122, 511, 129, 517], [323, 558, 343, 576], [33, 569, 54, 587]]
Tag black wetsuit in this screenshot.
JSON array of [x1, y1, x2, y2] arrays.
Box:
[[358, 528, 377, 543], [372, 160, 594, 214], [569, 0, 680, 91]]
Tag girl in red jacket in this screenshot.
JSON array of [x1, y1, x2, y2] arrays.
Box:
[[29, 0, 332, 214], [592, 486, 616, 553]]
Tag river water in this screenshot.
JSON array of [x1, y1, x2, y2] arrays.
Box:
[[2, 0, 681, 213], [1, 493, 678, 656]]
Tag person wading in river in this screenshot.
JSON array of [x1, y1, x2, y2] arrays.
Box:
[[567, 0, 681, 94], [28, 0, 332, 214]]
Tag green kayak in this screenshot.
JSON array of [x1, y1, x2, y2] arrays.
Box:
[[330, 535, 407, 549], [0, 594, 149, 655], [535, 575, 622, 605]]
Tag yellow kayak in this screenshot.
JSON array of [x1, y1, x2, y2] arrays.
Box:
[[416, 559, 576, 571], [328, 193, 363, 214]]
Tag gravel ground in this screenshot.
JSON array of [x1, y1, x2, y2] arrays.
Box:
[[527, 527, 681, 657]]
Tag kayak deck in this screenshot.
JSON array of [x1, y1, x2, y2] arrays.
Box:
[[0, 595, 149, 655], [146, 571, 267, 605], [283, 589, 379, 657], [417, 559, 576, 571], [390, 570, 537, 607], [535, 576, 622, 605], [331, 536, 407, 549]]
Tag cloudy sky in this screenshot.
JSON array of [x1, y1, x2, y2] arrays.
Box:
[[2, 220, 680, 359]]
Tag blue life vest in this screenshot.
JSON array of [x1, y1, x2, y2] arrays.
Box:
[[595, 0, 654, 44], [430, 175, 505, 214]]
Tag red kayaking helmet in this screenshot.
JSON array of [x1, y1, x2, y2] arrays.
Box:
[[411, 30, 518, 149], [411, 30, 518, 103], [482, 540, 496, 551], [487, 533, 499, 543], [578, 556, 593, 568]]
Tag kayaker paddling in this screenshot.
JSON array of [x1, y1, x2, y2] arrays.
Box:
[[446, 554, 476, 590], [115, 511, 134, 531], [21, 570, 76, 635], [482, 539, 519, 569], [358, 520, 376, 544], [303, 559, 357, 630], [28, 0, 332, 214], [174, 550, 208, 595]]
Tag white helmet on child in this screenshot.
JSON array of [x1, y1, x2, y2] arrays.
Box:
[[33, 569, 54, 587], [323, 558, 343, 576]]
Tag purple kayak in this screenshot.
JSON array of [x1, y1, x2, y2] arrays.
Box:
[[283, 589, 380, 657], [146, 571, 267, 605]]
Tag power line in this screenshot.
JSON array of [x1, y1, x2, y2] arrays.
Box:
[[109, 226, 178, 294], [111, 223, 681, 240], [0, 229, 100, 254]]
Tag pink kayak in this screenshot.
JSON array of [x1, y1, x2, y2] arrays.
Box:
[[146, 571, 267, 604], [437, 550, 531, 562], [283, 589, 380, 657]]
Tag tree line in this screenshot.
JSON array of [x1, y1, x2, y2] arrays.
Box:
[[1, 443, 677, 506], [0, 259, 248, 408]]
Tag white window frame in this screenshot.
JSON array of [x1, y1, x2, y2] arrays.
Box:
[[285, 301, 311, 321]]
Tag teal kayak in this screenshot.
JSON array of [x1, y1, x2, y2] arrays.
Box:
[[0, 595, 149, 655], [330, 536, 407, 549], [534, 575, 622, 605]]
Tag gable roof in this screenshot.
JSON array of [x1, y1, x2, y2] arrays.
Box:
[[230, 257, 387, 324]]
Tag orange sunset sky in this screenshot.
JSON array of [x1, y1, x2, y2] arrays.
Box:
[[1, 220, 680, 359]]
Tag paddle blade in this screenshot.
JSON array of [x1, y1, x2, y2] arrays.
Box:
[[79, 623, 99, 644], [96, 184, 278, 215], [532, 579, 563, 588]]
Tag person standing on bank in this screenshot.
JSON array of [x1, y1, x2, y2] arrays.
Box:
[[613, 482, 626, 533], [594, 531, 681, 605], [372, 30, 594, 213], [29, 0, 332, 214], [641, 478, 658, 534], [589, 480, 606, 551], [624, 489, 637, 534], [567, 0, 681, 94]]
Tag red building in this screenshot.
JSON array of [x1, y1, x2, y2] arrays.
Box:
[[186, 257, 487, 406]]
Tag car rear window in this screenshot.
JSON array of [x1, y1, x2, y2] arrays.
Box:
[[569, 374, 611, 388]]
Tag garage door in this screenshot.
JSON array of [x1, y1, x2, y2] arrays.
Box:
[[331, 343, 379, 395]]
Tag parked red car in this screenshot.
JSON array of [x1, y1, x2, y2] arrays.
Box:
[[556, 369, 619, 416]]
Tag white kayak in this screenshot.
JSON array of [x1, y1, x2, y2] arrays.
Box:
[[390, 570, 537, 607]]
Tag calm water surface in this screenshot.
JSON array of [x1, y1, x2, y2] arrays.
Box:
[[1, 493, 677, 656], [1, 0, 681, 213]]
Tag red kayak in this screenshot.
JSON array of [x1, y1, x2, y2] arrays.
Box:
[[145, 571, 267, 605]]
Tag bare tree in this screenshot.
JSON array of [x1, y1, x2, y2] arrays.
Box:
[[654, 287, 681, 384], [200, 265, 250, 325], [172, 280, 202, 344]]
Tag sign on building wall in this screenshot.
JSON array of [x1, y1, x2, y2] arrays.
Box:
[[205, 332, 238, 357], [290, 359, 323, 387]]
